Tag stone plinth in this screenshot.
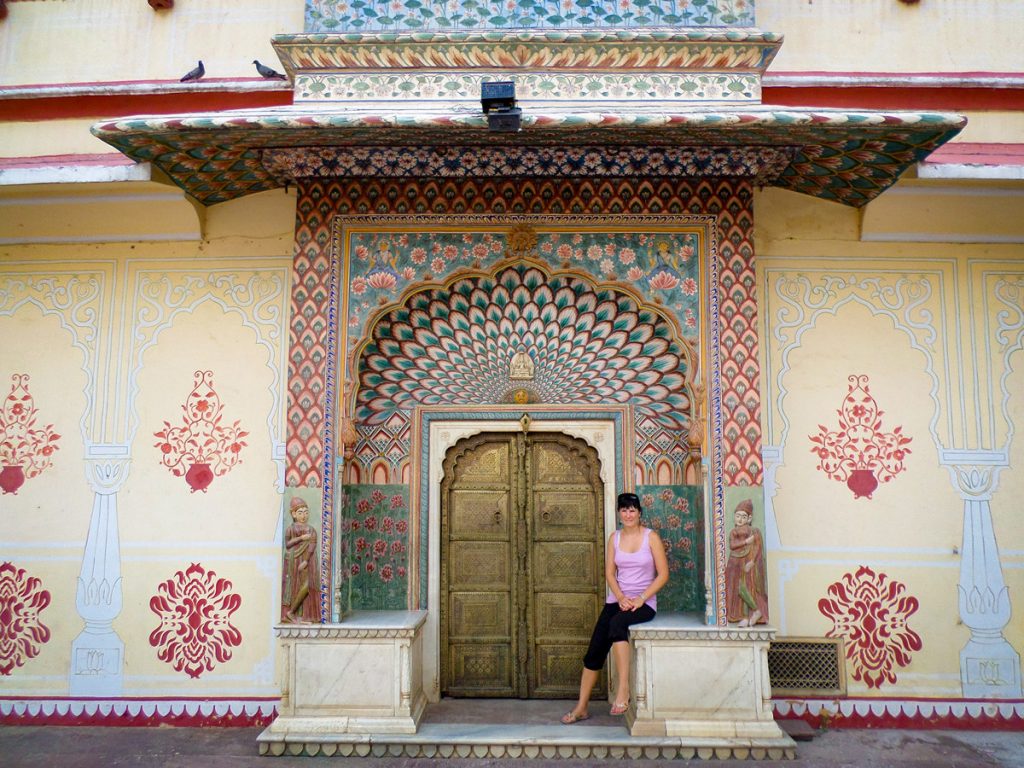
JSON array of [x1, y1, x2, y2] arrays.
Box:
[[627, 613, 790, 745], [262, 611, 427, 740]]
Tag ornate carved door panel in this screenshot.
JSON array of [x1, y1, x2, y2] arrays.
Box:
[[442, 434, 516, 697], [441, 431, 604, 698], [528, 434, 604, 698]]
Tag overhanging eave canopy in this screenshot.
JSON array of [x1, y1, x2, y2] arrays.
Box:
[[91, 106, 965, 207]]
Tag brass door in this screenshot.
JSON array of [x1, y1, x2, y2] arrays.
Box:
[[441, 431, 604, 698]]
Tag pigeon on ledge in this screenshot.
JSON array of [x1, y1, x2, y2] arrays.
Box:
[[254, 60, 288, 80], [180, 61, 205, 82]]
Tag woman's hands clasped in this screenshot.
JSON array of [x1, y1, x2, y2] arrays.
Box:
[[617, 594, 646, 611]]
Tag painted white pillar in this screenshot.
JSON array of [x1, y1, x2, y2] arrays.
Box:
[[69, 444, 129, 696], [943, 449, 1021, 698], [761, 445, 782, 551]]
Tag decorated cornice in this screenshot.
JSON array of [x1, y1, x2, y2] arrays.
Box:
[[630, 625, 776, 642], [291, 71, 762, 105], [90, 25, 964, 206], [272, 30, 783, 77], [274, 610, 428, 639], [275, 625, 421, 639], [91, 106, 965, 207], [261, 146, 796, 183]]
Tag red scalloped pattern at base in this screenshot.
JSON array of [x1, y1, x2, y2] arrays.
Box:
[[0, 697, 277, 727], [774, 698, 1024, 731]]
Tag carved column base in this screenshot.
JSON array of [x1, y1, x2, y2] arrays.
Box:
[[73, 448, 130, 696], [960, 633, 1022, 698], [69, 625, 125, 696]]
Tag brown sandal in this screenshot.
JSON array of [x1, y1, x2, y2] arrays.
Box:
[[609, 701, 629, 716]]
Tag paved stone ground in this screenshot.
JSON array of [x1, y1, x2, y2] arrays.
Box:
[[1, 725, 1022, 767]]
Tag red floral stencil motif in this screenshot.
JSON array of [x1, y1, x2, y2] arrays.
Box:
[[0, 561, 52, 675], [154, 370, 248, 493], [0, 374, 61, 495], [809, 374, 911, 499], [149, 563, 242, 678], [818, 565, 922, 689]]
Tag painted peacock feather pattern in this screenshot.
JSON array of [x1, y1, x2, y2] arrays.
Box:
[[356, 264, 694, 428]]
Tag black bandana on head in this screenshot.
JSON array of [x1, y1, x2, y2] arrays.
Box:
[[616, 492, 642, 514]]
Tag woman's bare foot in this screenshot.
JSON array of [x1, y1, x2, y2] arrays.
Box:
[[561, 709, 590, 724]]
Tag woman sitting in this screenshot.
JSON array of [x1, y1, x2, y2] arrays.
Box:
[[562, 492, 669, 723]]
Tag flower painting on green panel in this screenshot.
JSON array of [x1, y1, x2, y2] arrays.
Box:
[[637, 485, 705, 613], [344, 485, 410, 610]]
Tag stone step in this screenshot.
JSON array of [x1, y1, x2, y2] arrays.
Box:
[[258, 700, 797, 760]]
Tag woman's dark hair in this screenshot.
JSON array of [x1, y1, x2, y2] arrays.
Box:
[[616, 492, 643, 515]]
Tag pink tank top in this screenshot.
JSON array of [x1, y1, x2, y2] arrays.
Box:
[[607, 528, 657, 610]]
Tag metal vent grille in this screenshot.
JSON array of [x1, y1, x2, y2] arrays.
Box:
[[768, 637, 847, 697]]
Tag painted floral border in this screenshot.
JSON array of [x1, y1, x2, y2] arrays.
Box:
[[305, 0, 756, 33]]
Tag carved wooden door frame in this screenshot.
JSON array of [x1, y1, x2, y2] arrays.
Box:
[[415, 406, 630, 703]]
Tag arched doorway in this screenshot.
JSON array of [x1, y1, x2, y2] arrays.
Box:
[[339, 224, 710, 641], [440, 431, 605, 698]]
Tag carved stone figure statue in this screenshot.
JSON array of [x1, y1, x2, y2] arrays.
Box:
[[282, 497, 320, 624], [509, 345, 535, 380], [725, 499, 769, 626]]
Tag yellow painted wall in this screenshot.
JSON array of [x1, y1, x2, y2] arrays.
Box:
[[759, 0, 1024, 73], [2, 186, 1022, 704], [1, 0, 1022, 712], [0, 119, 118, 159], [757, 202, 1024, 698], [0, 193, 293, 696], [0, 0, 303, 87], [2, 0, 1019, 87]]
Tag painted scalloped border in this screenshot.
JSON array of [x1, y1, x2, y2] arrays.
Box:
[[0, 698, 277, 727], [4, 695, 1020, 733], [773, 698, 1024, 731], [259, 741, 796, 760]]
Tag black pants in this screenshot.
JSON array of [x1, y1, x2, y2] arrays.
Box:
[[583, 602, 656, 671]]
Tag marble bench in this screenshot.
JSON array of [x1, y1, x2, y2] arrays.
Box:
[[265, 611, 428, 737], [261, 608, 792, 754], [626, 612, 789, 743]]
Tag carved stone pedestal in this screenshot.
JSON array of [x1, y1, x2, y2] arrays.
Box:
[[261, 611, 427, 744], [626, 614, 792, 746]]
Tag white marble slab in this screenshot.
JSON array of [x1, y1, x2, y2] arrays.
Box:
[[269, 610, 428, 735]]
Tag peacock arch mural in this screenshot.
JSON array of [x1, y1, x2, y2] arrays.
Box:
[[338, 222, 708, 614]]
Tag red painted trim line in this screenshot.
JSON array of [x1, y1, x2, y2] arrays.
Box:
[[767, 71, 1024, 81], [1, 82, 1023, 121], [0, 89, 293, 121], [923, 143, 1024, 166], [0, 153, 137, 169], [761, 86, 1024, 111]]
